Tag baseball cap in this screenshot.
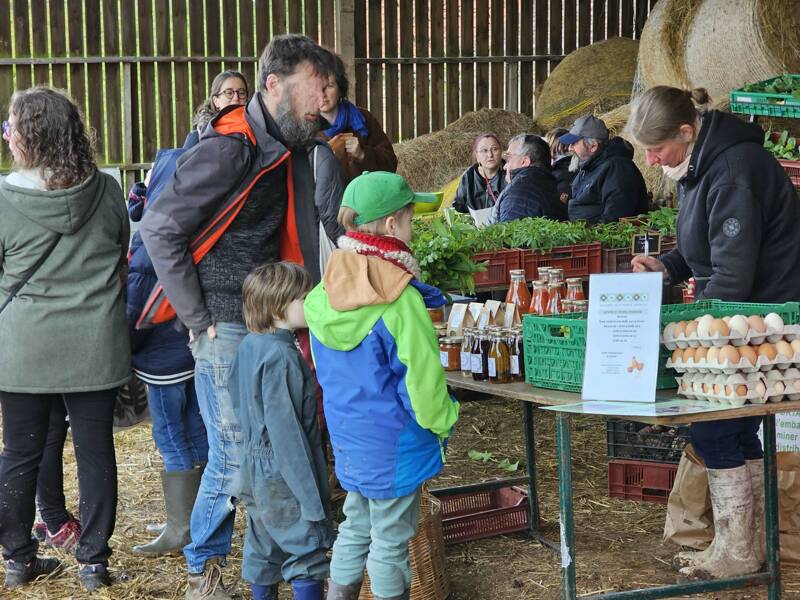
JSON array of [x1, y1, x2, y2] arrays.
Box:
[[341, 171, 438, 225], [559, 115, 609, 145]]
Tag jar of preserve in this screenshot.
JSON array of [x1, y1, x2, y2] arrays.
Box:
[[505, 269, 531, 313], [427, 306, 445, 323], [471, 331, 488, 381], [566, 277, 585, 301], [439, 337, 462, 371], [546, 282, 563, 315], [561, 300, 574, 314], [460, 329, 474, 376], [573, 300, 589, 314], [488, 333, 512, 384], [529, 280, 549, 315]]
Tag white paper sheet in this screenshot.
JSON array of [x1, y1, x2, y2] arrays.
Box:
[[468, 206, 495, 228]]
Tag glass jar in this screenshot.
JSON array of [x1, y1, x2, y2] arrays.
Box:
[[427, 306, 445, 323], [561, 300, 574, 314], [488, 333, 512, 384], [505, 269, 531, 313], [460, 329, 473, 377], [471, 331, 488, 381], [566, 277, 585, 301], [439, 337, 462, 371], [549, 268, 564, 285], [546, 282, 563, 315], [573, 300, 589, 314], [529, 280, 548, 315]]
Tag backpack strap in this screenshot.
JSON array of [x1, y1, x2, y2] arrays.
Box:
[[0, 233, 62, 315]]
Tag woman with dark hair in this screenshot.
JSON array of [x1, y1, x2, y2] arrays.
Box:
[[186, 70, 249, 148], [452, 133, 507, 213], [545, 126, 575, 202], [319, 55, 397, 181], [0, 86, 130, 592]]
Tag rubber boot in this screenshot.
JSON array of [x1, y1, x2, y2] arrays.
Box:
[[292, 579, 324, 599], [251, 583, 279, 599], [374, 590, 409, 600], [747, 458, 766, 566], [325, 579, 362, 600], [133, 468, 202, 555], [678, 465, 761, 581]]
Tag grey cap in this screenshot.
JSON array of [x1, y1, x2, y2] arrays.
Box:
[[559, 115, 609, 144]]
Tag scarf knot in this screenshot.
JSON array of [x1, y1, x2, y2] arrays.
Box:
[[324, 100, 369, 139], [338, 232, 421, 278]]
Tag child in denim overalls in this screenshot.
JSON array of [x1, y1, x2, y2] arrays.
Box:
[[229, 262, 332, 600]]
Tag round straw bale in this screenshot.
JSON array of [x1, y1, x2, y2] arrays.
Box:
[[534, 37, 639, 131], [684, 0, 800, 102], [637, 0, 701, 89]]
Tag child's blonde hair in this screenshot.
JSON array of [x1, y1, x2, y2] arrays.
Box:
[[242, 261, 313, 333], [337, 203, 414, 235]]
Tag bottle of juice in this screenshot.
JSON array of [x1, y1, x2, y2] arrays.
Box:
[[546, 282, 563, 315], [460, 329, 473, 377], [471, 331, 487, 381], [566, 277, 585, 301], [505, 269, 531, 314], [488, 332, 512, 384], [529, 280, 549, 315]]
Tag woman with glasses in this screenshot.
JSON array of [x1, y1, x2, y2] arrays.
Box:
[[186, 70, 249, 148], [452, 132, 507, 213], [0, 86, 130, 592]]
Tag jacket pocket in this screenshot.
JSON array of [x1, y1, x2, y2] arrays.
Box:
[[258, 477, 302, 529]]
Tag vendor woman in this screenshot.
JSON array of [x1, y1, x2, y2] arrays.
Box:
[[452, 133, 507, 213], [629, 86, 800, 582]]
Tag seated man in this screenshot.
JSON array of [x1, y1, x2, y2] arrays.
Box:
[[561, 115, 649, 224], [491, 134, 567, 224]]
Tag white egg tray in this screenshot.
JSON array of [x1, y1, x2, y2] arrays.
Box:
[[666, 352, 800, 374], [763, 368, 800, 402], [676, 373, 768, 406], [662, 325, 800, 350]]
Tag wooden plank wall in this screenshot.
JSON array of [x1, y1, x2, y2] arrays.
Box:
[[0, 0, 656, 176]]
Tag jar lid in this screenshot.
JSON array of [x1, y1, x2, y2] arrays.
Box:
[[440, 336, 463, 343], [566, 277, 582, 283]]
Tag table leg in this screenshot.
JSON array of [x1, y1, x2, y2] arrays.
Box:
[[557, 413, 577, 600], [763, 414, 781, 600], [523, 402, 540, 530]]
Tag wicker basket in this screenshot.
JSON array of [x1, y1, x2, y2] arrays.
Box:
[[358, 489, 449, 600]]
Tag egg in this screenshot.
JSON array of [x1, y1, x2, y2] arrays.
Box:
[[773, 381, 786, 395], [764, 313, 785, 332], [718, 345, 740, 365], [685, 321, 699, 338], [683, 347, 697, 363], [758, 343, 778, 361], [680, 378, 689, 392], [722, 316, 732, 324], [701, 381, 710, 393], [736, 384, 749, 397], [708, 318, 730, 338], [756, 381, 768, 397], [776, 340, 793, 359], [692, 381, 703, 394], [728, 315, 749, 338], [697, 314, 715, 338], [792, 339, 800, 355], [748, 315, 767, 334], [738, 345, 758, 366], [724, 384, 733, 396], [707, 346, 720, 365], [663, 322, 676, 342], [694, 346, 709, 363], [713, 381, 723, 394], [671, 348, 683, 364]]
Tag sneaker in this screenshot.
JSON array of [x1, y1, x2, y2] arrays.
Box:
[[4, 556, 63, 588], [45, 515, 81, 553], [78, 563, 112, 592], [32, 520, 48, 543]]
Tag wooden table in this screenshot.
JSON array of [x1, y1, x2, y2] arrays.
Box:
[[445, 373, 800, 599]]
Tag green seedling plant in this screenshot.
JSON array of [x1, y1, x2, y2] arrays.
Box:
[[743, 74, 800, 98], [468, 449, 520, 472], [764, 129, 800, 161]]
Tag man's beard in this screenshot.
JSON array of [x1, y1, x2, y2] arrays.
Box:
[[275, 91, 319, 147], [568, 153, 581, 173]]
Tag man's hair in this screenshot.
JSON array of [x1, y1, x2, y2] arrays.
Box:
[[258, 34, 336, 90], [583, 137, 607, 154], [242, 261, 313, 334], [509, 134, 551, 169]]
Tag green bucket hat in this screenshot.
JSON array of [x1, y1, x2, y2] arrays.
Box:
[[341, 171, 438, 225]]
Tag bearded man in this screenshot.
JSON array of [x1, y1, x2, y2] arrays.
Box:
[[140, 34, 336, 600]]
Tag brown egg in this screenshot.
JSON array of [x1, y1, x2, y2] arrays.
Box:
[[683, 347, 697, 363], [694, 347, 709, 362], [713, 382, 722, 394], [673, 321, 688, 338], [738, 345, 758, 367], [776, 340, 794, 359], [722, 316, 732, 324], [736, 385, 749, 397], [685, 321, 699, 338], [707, 346, 721, 365], [718, 345, 740, 365], [671, 348, 683, 363], [792, 339, 800, 355], [748, 315, 767, 334], [702, 382, 710, 393], [758, 343, 778, 361], [724, 384, 733, 396], [708, 318, 730, 337]]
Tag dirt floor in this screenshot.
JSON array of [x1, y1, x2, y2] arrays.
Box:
[[3, 395, 800, 599]]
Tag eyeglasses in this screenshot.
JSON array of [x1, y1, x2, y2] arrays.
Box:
[[215, 88, 249, 100], [502, 151, 523, 160], [477, 146, 500, 155], [1, 120, 12, 139]]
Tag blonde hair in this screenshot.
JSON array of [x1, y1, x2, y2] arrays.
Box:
[[626, 86, 711, 146], [242, 262, 313, 334], [545, 127, 570, 158], [337, 204, 414, 235]]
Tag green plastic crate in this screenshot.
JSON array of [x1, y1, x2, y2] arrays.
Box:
[[730, 75, 800, 119], [522, 300, 800, 393]]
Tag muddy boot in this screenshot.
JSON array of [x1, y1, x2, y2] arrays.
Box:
[[678, 465, 761, 581], [326, 579, 362, 600], [134, 468, 202, 556], [672, 538, 716, 572], [185, 559, 232, 600], [4, 556, 63, 589], [747, 458, 765, 566]]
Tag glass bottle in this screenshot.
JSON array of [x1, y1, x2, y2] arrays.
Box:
[[505, 269, 531, 313], [529, 280, 549, 316], [573, 300, 589, 314], [471, 331, 487, 381], [460, 329, 473, 377], [549, 268, 565, 285], [439, 337, 462, 371], [566, 277, 585, 301], [488, 333, 512, 384], [561, 300, 574, 314], [514, 327, 525, 382], [537, 267, 552, 284], [546, 282, 563, 315]]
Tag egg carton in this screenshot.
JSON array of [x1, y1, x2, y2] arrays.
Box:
[[666, 351, 800, 374], [661, 326, 798, 350], [763, 368, 800, 402], [676, 373, 768, 406]]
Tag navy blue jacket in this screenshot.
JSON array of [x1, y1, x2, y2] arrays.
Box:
[[568, 137, 649, 224], [495, 166, 567, 223]]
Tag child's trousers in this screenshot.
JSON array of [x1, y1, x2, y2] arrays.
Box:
[[330, 488, 421, 598]]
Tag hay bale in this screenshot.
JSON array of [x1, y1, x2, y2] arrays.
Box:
[[446, 108, 538, 139], [534, 37, 639, 131], [684, 0, 800, 103], [637, 0, 701, 89]]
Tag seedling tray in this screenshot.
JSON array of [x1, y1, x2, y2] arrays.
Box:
[[730, 74, 800, 119]]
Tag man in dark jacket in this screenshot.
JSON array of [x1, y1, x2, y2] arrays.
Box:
[[490, 134, 567, 223], [561, 115, 649, 224], [140, 35, 336, 600]]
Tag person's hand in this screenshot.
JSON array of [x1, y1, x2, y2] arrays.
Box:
[[189, 324, 216, 343], [344, 135, 365, 162], [631, 254, 668, 281], [327, 133, 349, 163], [559, 192, 569, 205]]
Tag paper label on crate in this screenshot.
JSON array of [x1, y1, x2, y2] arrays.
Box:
[[470, 354, 483, 374], [460, 352, 471, 371], [510, 355, 520, 375], [582, 273, 663, 403]]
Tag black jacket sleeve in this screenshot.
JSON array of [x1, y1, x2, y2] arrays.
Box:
[[600, 161, 647, 224], [660, 248, 693, 286], [497, 187, 544, 222], [452, 170, 472, 213], [139, 135, 250, 333], [312, 144, 346, 242]]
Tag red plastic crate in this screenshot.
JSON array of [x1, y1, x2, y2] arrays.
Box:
[[433, 485, 530, 545], [471, 249, 522, 288], [608, 459, 678, 504], [520, 242, 602, 281], [601, 237, 677, 274], [778, 158, 800, 189]]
